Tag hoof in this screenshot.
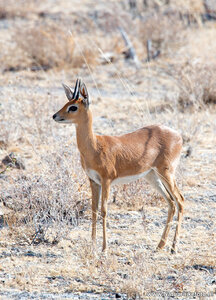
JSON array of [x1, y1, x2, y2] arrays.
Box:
[[102, 247, 107, 253], [157, 240, 166, 250], [101, 248, 107, 258], [171, 248, 176, 254]]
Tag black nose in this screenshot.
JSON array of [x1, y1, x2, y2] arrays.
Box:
[[53, 113, 57, 119]]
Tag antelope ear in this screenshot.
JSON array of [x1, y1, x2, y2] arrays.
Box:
[[80, 82, 88, 99], [62, 83, 73, 101], [80, 82, 90, 107]]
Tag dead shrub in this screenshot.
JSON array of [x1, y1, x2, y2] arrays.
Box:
[[169, 0, 205, 14], [139, 11, 184, 57], [174, 62, 216, 111], [112, 179, 164, 210], [140, 0, 204, 20], [0, 148, 89, 244], [11, 22, 98, 71], [140, 0, 204, 12], [0, 0, 38, 19], [90, 6, 131, 33], [139, 0, 205, 59]]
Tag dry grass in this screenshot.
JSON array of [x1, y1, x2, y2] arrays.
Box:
[[0, 0, 216, 299], [139, 10, 184, 57], [0, 0, 38, 19], [2, 151, 89, 245], [174, 62, 216, 111], [13, 23, 75, 70], [6, 22, 97, 71]]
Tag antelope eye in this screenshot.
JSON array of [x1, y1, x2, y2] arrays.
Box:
[[68, 105, 78, 112]]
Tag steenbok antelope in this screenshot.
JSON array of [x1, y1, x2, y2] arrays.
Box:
[[53, 78, 184, 253]]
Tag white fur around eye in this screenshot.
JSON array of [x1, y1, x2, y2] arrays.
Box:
[[67, 105, 78, 113]]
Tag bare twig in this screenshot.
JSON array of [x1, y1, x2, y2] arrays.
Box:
[[146, 39, 152, 62], [146, 39, 160, 62], [119, 27, 140, 68]]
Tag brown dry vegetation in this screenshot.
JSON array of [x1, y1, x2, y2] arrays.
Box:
[[0, 0, 216, 299]]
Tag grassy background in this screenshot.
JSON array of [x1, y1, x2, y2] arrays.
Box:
[[0, 0, 216, 299]]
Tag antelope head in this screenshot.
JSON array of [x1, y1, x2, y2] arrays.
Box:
[[53, 78, 90, 124]]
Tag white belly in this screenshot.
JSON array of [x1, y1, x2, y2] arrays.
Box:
[[86, 169, 150, 186], [86, 169, 101, 185], [112, 170, 150, 185]]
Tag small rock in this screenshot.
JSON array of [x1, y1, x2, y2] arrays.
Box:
[[46, 275, 64, 281], [0, 251, 11, 258], [46, 252, 59, 258], [0, 202, 11, 228], [0, 215, 5, 229], [167, 275, 176, 281], [1, 152, 25, 170], [24, 250, 42, 258], [192, 264, 214, 274], [185, 146, 192, 158]]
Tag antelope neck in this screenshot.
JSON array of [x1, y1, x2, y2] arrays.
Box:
[[75, 109, 96, 155]]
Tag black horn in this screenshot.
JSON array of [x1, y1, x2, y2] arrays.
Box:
[[72, 78, 79, 99], [76, 79, 81, 100], [72, 78, 82, 100]]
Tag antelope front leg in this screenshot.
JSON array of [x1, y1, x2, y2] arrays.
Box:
[[101, 180, 111, 252], [89, 179, 101, 246]]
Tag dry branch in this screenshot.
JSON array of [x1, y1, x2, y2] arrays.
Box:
[[119, 27, 140, 68], [146, 39, 160, 62]]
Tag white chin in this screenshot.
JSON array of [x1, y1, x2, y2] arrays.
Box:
[[56, 119, 73, 124]]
